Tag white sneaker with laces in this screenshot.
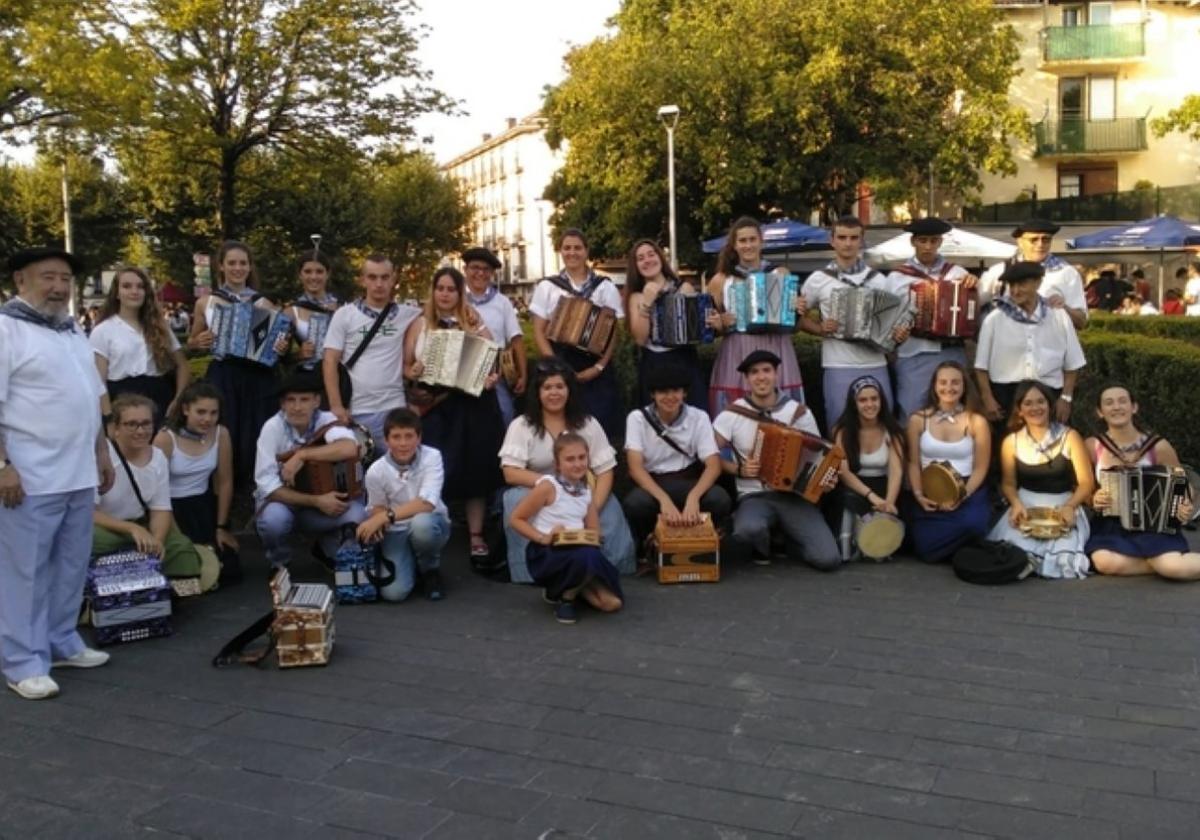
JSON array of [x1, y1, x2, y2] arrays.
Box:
[[52, 648, 111, 669], [7, 675, 60, 700]]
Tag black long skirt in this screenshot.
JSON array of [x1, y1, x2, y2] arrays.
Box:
[[173, 491, 216, 546], [204, 357, 280, 486], [552, 343, 624, 443], [420, 388, 504, 503], [108, 373, 175, 428]]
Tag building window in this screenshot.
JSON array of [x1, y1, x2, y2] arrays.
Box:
[[1059, 173, 1082, 198], [1088, 2, 1112, 26], [1058, 163, 1118, 196], [1062, 5, 1082, 27]]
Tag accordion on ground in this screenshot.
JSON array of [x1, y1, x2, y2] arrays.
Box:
[[752, 422, 845, 504], [729, 271, 799, 334], [276, 421, 363, 498], [86, 551, 173, 646], [1098, 465, 1189, 534], [418, 329, 501, 397], [654, 514, 720, 584], [270, 567, 334, 668], [546, 297, 618, 357], [209, 300, 292, 367], [651, 292, 715, 347], [909, 279, 979, 341], [829, 286, 911, 353]]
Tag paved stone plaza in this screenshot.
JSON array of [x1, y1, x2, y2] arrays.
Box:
[[2, 538, 1199, 839]]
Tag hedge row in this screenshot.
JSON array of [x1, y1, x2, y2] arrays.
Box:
[[1084, 312, 1200, 345]]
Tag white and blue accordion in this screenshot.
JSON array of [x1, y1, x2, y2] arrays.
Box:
[[307, 311, 332, 365], [651, 292, 715, 346], [210, 300, 292, 367], [730, 270, 799, 333], [86, 551, 173, 646], [334, 540, 379, 605]]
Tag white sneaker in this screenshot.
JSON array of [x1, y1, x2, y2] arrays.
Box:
[[6, 675, 60, 700], [52, 648, 110, 669]]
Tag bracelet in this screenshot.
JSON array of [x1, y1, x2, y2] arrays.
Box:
[[217, 522, 231, 530], [594, 363, 605, 373], [1060, 394, 1073, 403]]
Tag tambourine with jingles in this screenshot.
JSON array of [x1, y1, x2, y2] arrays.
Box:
[[921, 461, 966, 506], [857, 512, 905, 560], [1019, 507, 1071, 540]]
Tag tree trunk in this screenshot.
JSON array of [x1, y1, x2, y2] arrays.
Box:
[[219, 148, 239, 240]]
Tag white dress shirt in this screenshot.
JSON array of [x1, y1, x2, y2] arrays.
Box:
[[974, 305, 1086, 389], [254, 410, 358, 502], [625, 405, 719, 474], [884, 259, 973, 359], [364, 445, 448, 530], [801, 265, 890, 368]]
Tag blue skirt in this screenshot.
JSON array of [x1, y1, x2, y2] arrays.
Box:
[[1085, 516, 1188, 559], [526, 543, 623, 602], [907, 487, 991, 563]]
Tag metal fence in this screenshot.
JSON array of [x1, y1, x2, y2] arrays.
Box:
[[965, 184, 1200, 224], [1043, 23, 1146, 62]]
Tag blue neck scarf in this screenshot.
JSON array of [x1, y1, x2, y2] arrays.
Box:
[[466, 284, 498, 307], [995, 294, 1048, 325], [0, 298, 77, 333]]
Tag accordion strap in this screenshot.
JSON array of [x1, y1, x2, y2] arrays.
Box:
[[640, 406, 693, 462], [212, 611, 276, 667], [276, 421, 345, 463], [1096, 432, 1161, 464], [345, 303, 393, 371], [112, 442, 152, 519], [726, 402, 807, 428]]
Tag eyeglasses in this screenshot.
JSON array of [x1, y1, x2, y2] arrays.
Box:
[[120, 420, 154, 431]]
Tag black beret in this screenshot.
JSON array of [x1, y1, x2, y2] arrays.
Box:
[[461, 247, 501, 269], [644, 363, 692, 394], [737, 349, 782, 374], [999, 261, 1046, 286], [7, 246, 84, 275], [903, 218, 952, 236], [1011, 218, 1060, 238], [276, 370, 324, 397]]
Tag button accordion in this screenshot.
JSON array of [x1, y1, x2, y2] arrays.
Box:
[[270, 567, 335, 667], [86, 551, 173, 646], [909, 278, 979, 341], [1098, 465, 1190, 534], [651, 292, 715, 346], [547, 296, 618, 357], [307, 311, 333, 362], [654, 514, 720, 584], [418, 329, 501, 397], [209, 299, 292, 367], [830, 286, 911, 353], [753, 422, 845, 503], [730, 270, 799, 333], [276, 421, 366, 498]]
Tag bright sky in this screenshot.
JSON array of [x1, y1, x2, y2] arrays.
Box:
[[409, 0, 620, 164]]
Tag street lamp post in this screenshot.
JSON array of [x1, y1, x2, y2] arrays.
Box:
[[657, 105, 680, 271]]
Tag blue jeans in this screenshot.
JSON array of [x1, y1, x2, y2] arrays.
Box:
[[502, 486, 635, 584], [256, 499, 367, 568], [378, 512, 451, 602]]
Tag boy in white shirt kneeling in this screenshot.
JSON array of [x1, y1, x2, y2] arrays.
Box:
[[357, 408, 451, 602]]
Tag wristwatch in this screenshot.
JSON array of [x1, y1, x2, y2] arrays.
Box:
[[386, 507, 397, 524], [0, 458, 9, 471]]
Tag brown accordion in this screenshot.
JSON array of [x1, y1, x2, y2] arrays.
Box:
[[546, 296, 617, 357], [276, 421, 363, 498], [910, 278, 979, 340], [654, 514, 720, 584], [753, 423, 845, 503]]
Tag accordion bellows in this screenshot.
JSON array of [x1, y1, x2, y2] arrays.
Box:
[[651, 292, 715, 346], [830, 287, 910, 353], [418, 329, 501, 396], [910, 279, 979, 340], [547, 297, 617, 356], [730, 271, 799, 334], [210, 300, 292, 367], [86, 551, 173, 646], [1098, 465, 1189, 533], [754, 424, 845, 503]]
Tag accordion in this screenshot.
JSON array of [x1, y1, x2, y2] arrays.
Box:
[[909, 279, 979, 341], [210, 300, 292, 367], [546, 296, 618, 357], [86, 551, 173, 646], [654, 514, 720, 584], [418, 329, 500, 397], [334, 540, 379, 605], [307, 311, 332, 362], [270, 567, 334, 668], [830, 287, 910, 353], [277, 421, 364, 498], [730, 270, 799, 334], [651, 292, 715, 347], [753, 423, 845, 503], [1098, 465, 1189, 534]]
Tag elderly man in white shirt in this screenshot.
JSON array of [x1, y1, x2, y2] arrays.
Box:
[[255, 372, 367, 573], [0, 247, 116, 701], [974, 261, 1086, 425], [979, 219, 1088, 330]]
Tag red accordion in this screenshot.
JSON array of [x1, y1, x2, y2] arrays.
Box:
[[909, 278, 979, 341]]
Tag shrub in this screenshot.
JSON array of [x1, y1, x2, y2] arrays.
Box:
[[1084, 312, 1200, 345]]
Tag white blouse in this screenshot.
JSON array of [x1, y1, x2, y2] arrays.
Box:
[[499, 416, 617, 475], [90, 317, 181, 379]]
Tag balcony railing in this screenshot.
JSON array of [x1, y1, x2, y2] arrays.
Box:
[[1034, 117, 1147, 156], [1043, 23, 1145, 62], [965, 184, 1200, 225]]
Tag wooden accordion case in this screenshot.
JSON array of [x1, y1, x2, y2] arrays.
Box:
[[654, 514, 720, 584], [270, 568, 335, 668], [547, 296, 618, 356], [754, 424, 845, 503], [418, 329, 500, 396], [910, 279, 979, 341]]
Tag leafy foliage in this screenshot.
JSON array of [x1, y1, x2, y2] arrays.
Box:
[[1152, 95, 1200, 142], [543, 0, 1030, 259]]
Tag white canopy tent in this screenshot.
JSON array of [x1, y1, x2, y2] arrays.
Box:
[[865, 228, 1018, 264]]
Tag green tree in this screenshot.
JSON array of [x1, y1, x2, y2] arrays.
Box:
[[543, 0, 1029, 259], [40, 0, 453, 239], [1152, 95, 1200, 142], [0, 1, 71, 134]]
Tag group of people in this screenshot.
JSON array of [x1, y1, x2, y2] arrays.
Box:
[[3, 212, 1199, 702]]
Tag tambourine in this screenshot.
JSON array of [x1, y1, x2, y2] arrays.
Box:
[[350, 421, 376, 468], [552, 529, 600, 547], [857, 512, 904, 560], [921, 461, 966, 506], [1019, 507, 1070, 540]]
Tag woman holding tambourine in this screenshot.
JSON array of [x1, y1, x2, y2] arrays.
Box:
[[1085, 384, 1200, 580], [904, 361, 992, 563]]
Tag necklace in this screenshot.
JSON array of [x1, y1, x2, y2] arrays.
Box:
[[934, 404, 964, 424], [177, 426, 209, 442]]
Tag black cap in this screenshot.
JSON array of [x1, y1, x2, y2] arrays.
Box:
[[903, 218, 952, 236], [1011, 218, 1060, 238], [999, 261, 1046, 287], [7, 247, 84, 275], [644, 363, 692, 394], [461, 247, 501, 269], [737, 349, 782, 374], [276, 370, 324, 397]]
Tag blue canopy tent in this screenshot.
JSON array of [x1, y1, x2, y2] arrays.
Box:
[[701, 219, 830, 254], [1067, 216, 1200, 308]]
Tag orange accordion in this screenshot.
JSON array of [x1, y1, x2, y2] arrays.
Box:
[[731, 406, 844, 503], [546, 297, 618, 357], [904, 273, 980, 341]]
